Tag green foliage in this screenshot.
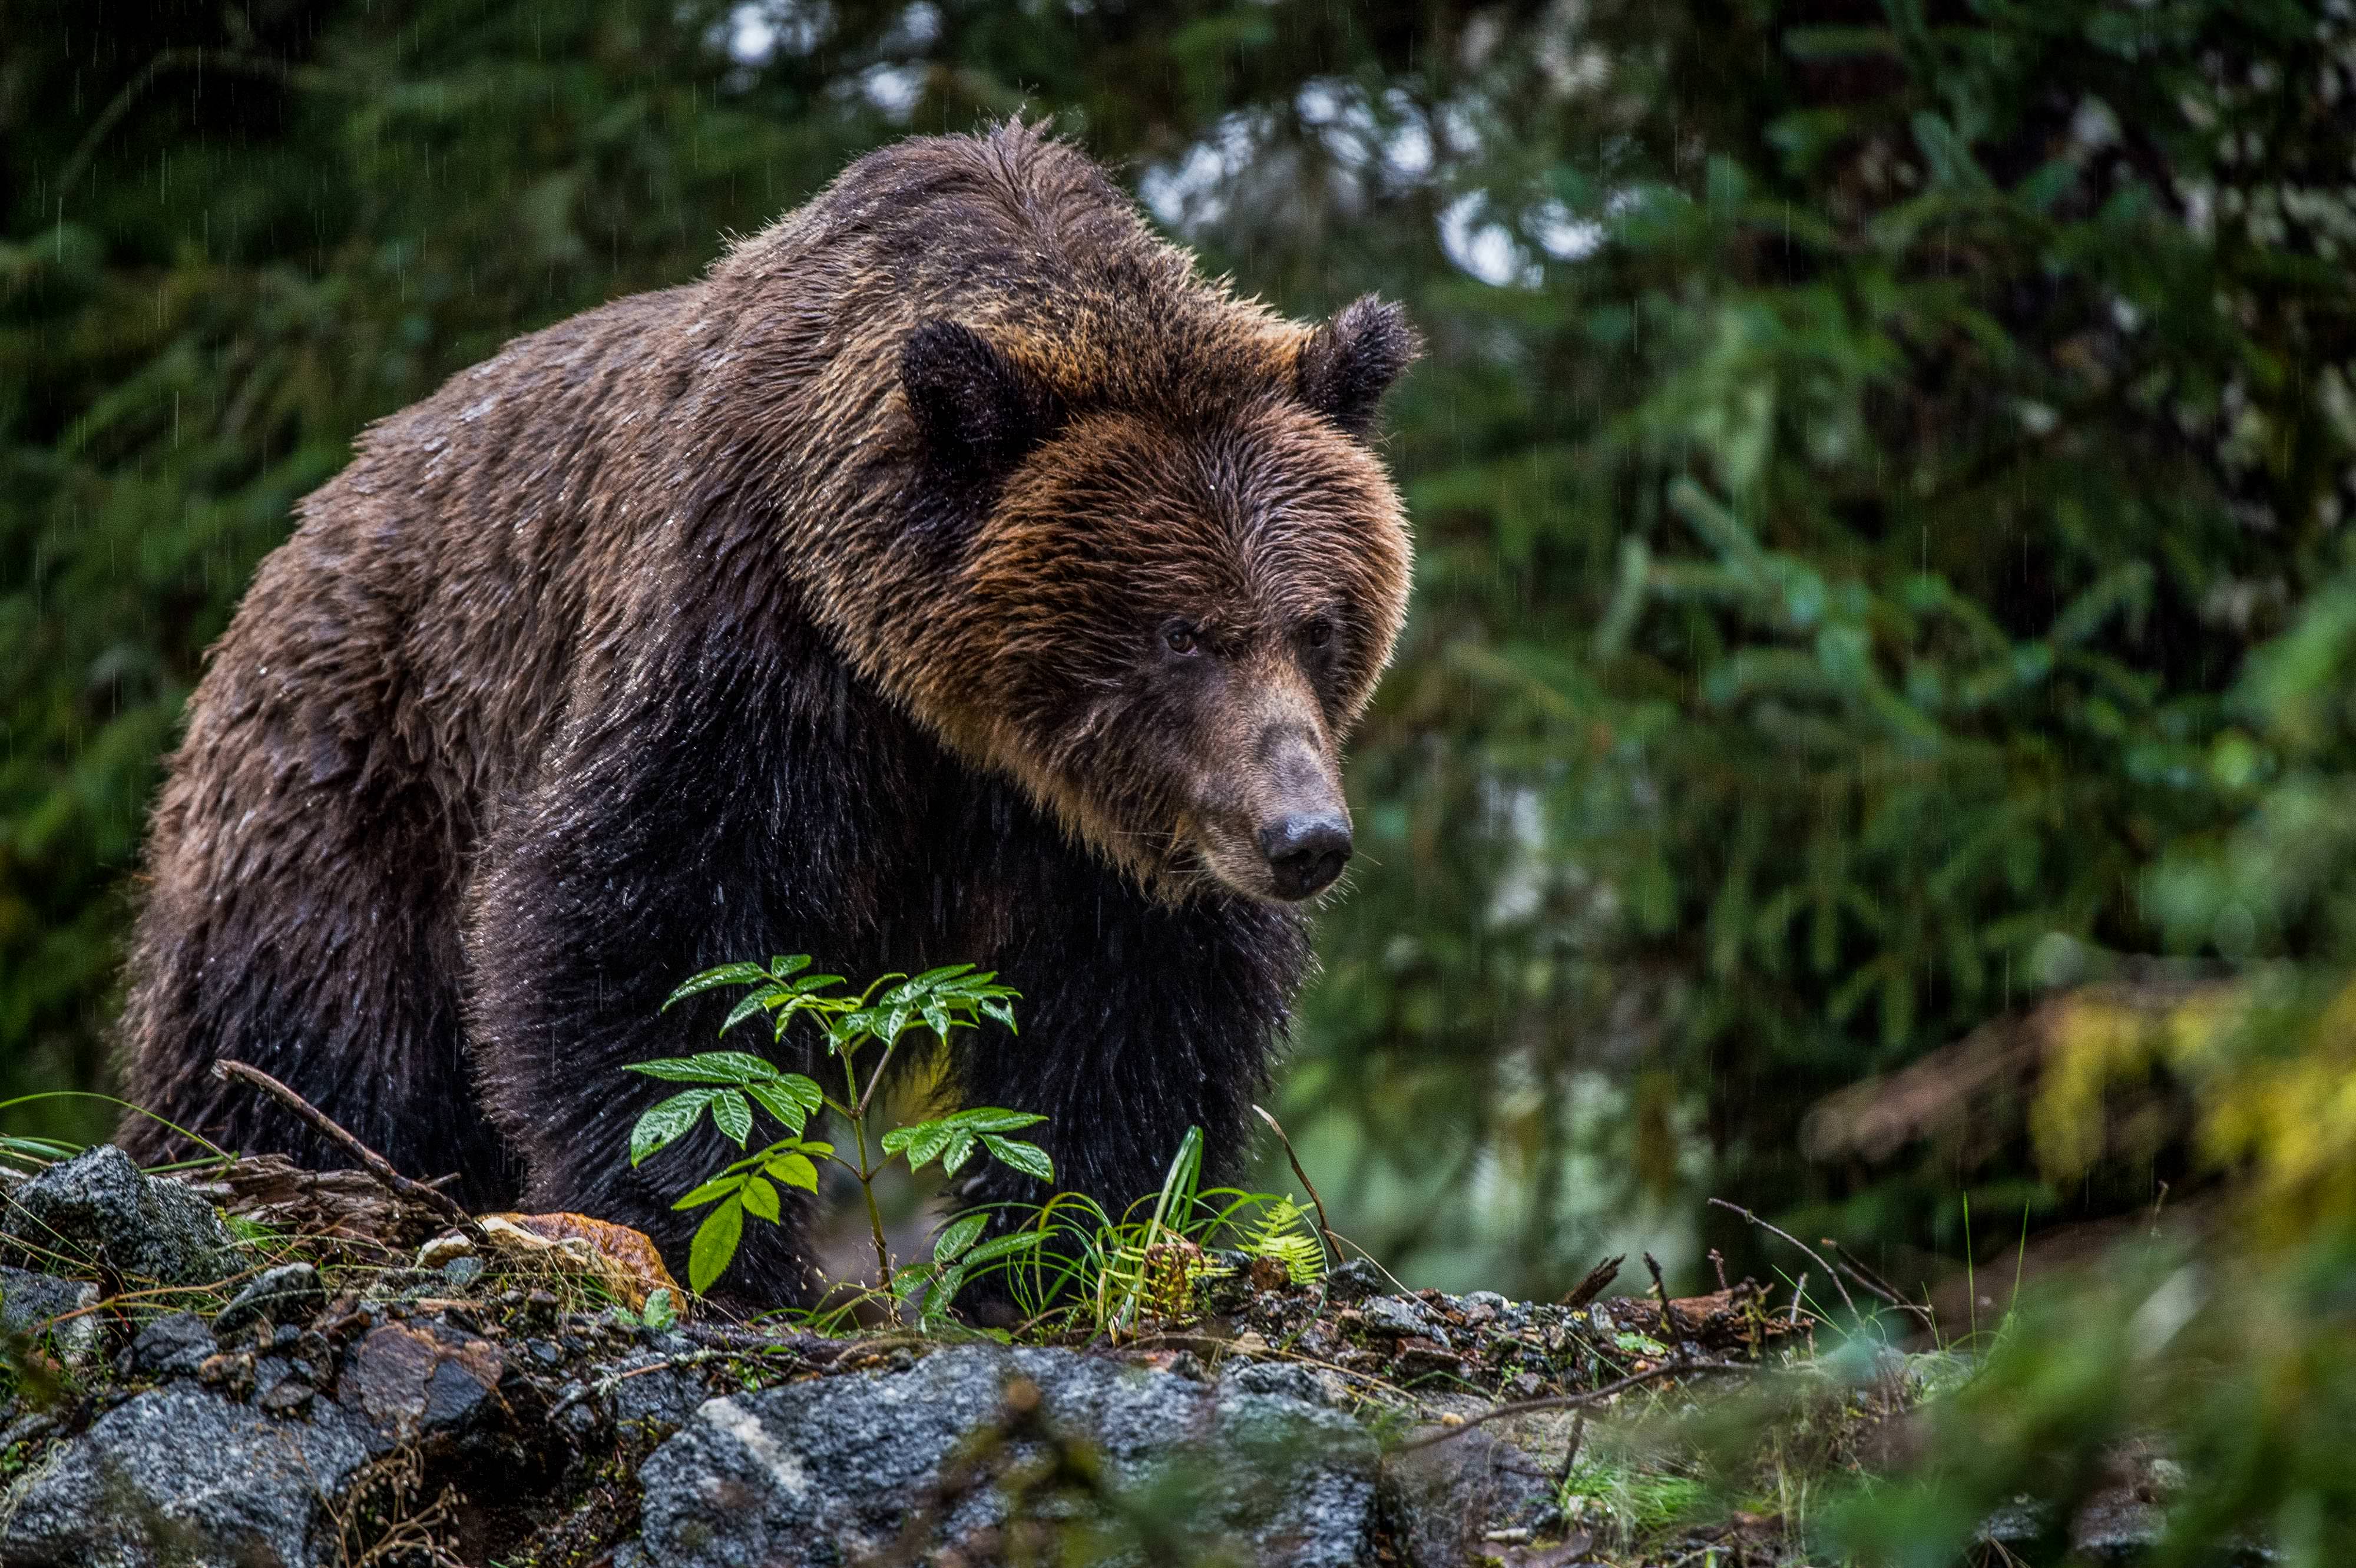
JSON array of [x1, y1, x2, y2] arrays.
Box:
[[1557, 1455, 1710, 1556], [634, 956, 1037, 1298], [1237, 1196, 1324, 1289], [0, 1091, 230, 1179], [1254, 0, 2356, 1290], [1819, 515, 2356, 1562], [957, 1124, 1328, 1338], [1823, 1240, 2356, 1564], [605, 1286, 680, 1334]]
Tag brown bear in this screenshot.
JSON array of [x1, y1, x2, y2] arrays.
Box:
[[116, 121, 1415, 1305]]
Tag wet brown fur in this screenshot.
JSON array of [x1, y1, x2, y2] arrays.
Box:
[[115, 123, 1415, 1304]]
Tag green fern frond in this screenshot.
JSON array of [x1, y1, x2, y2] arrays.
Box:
[[1239, 1196, 1325, 1286]]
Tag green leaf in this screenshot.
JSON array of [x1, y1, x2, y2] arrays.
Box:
[[720, 987, 785, 1036], [944, 1108, 1046, 1134], [663, 963, 776, 1009], [640, 1288, 679, 1331], [689, 1197, 746, 1295], [766, 955, 813, 979], [623, 1051, 782, 1085], [961, 1230, 1043, 1268], [939, 1128, 980, 1176], [693, 1051, 788, 1083], [980, 1134, 1054, 1182], [979, 997, 1017, 1033], [630, 1089, 716, 1165], [623, 1058, 737, 1084], [743, 1077, 818, 1134], [881, 1119, 954, 1167], [741, 1175, 780, 1222], [763, 1152, 819, 1192], [921, 1265, 966, 1322], [672, 1173, 743, 1209], [711, 1089, 754, 1146], [933, 1213, 987, 1263]]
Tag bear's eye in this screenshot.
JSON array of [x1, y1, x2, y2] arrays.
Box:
[[1302, 619, 1333, 650], [1165, 624, 1200, 656]]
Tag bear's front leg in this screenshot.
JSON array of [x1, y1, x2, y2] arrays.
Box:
[[941, 857, 1313, 1311], [461, 655, 849, 1313]]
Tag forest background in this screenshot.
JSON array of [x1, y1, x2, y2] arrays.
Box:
[[5, 0, 2356, 1550]]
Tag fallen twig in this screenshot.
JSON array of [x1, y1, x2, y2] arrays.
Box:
[[1252, 1104, 1340, 1270], [1823, 1240, 1936, 1329], [1555, 1410, 1589, 1483], [1706, 1197, 1857, 1318], [1560, 1253, 1624, 1310], [1643, 1252, 1678, 1343], [1397, 1359, 1756, 1451], [212, 1060, 478, 1235]]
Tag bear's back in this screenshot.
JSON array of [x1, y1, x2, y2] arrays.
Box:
[[182, 121, 1288, 845]]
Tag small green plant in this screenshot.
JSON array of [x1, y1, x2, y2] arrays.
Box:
[[1239, 1196, 1326, 1288], [627, 956, 1051, 1301], [0, 1091, 233, 1177], [959, 1125, 1329, 1338], [1556, 1453, 1710, 1551], [606, 1287, 679, 1333]]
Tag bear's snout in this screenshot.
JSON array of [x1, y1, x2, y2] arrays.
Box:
[[1258, 811, 1353, 899]]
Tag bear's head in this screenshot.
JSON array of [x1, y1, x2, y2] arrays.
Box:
[[896, 296, 1417, 905]]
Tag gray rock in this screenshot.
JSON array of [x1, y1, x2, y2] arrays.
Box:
[[0, 1266, 99, 1362], [1221, 1357, 1352, 1410], [0, 1414, 54, 1458], [2, 1148, 235, 1286], [2070, 1491, 2165, 1563], [1359, 1295, 1431, 1337], [123, 1312, 216, 1379], [213, 1262, 326, 1338], [607, 1351, 710, 1435], [0, 1382, 372, 1568], [618, 1344, 1379, 1568], [1325, 1259, 1385, 1302], [1979, 1489, 2275, 1564], [335, 1319, 508, 1453], [1381, 1428, 1558, 1568]]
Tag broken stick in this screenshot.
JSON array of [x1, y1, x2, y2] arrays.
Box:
[[1252, 1103, 1342, 1271], [212, 1058, 479, 1235]]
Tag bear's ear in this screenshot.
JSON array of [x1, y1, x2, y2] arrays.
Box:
[[1296, 295, 1421, 439], [899, 320, 1056, 480]]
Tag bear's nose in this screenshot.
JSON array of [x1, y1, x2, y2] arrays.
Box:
[[1258, 812, 1353, 899]]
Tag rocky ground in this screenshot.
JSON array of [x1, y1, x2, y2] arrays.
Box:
[[0, 1146, 2178, 1567]]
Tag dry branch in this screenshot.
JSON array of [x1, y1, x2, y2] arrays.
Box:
[[211, 1059, 478, 1235], [1396, 1359, 1756, 1451], [1252, 1103, 1341, 1269], [1707, 1197, 1857, 1318], [1560, 1253, 1624, 1309]]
